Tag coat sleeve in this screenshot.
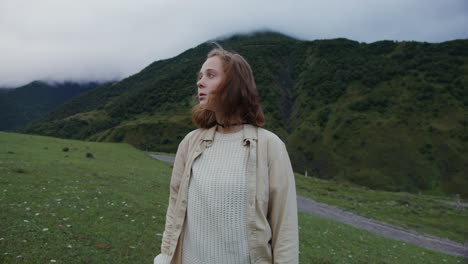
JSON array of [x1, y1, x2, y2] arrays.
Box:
[[267, 141, 299, 264], [154, 135, 190, 263]]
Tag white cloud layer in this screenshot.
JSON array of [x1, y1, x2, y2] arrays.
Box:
[[1, 0, 467, 87]]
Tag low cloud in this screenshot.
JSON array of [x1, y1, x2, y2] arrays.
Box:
[[1, 0, 467, 87]]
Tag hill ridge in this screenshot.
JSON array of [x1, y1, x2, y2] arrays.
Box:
[[19, 32, 468, 196]]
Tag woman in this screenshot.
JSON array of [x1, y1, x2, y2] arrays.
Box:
[[154, 46, 298, 264]]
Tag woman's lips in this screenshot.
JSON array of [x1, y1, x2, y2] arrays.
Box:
[[198, 93, 207, 100]]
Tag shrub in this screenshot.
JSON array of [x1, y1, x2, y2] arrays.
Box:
[[318, 108, 331, 127], [13, 168, 27, 174], [349, 96, 389, 113], [397, 195, 412, 206], [349, 169, 396, 191]]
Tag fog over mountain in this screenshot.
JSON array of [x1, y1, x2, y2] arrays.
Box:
[[1, 0, 467, 87]]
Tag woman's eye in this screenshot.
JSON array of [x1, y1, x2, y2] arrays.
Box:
[[208, 73, 215, 78]]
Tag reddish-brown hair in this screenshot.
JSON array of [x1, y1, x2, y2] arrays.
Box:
[[192, 46, 265, 128]]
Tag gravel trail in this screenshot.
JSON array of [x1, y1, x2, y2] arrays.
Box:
[[149, 154, 175, 163], [297, 196, 467, 257]]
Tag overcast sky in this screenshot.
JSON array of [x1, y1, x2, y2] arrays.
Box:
[[1, 0, 467, 88]]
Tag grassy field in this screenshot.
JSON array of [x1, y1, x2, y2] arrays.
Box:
[[296, 175, 468, 244], [0, 132, 465, 263]]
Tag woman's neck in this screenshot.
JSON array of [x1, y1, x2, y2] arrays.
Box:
[[217, 124, 243, 134], [214, 112, 244, 134]]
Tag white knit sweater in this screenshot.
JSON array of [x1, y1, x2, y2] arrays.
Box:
[[181, 129, 250, 264]]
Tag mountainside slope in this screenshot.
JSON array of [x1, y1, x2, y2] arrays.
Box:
[[21, 32, 468, 196], [0, 81, 99, 131]]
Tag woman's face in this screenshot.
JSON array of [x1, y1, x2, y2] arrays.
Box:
[[197, 56, 225, 106]]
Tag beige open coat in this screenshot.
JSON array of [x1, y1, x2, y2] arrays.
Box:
[[156, 124, 299, 264]]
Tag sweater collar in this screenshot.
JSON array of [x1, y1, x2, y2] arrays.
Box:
[[202, 124, 258, 143]]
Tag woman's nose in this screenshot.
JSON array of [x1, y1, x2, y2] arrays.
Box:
[[197, 78, 204, 88]]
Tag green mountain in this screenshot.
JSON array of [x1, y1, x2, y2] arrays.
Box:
[[0, 81, 99, 131], [20, 32, 468, 196]]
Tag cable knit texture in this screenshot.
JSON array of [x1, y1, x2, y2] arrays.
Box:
[[182, 129, 250, 264]]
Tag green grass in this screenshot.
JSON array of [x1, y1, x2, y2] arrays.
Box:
[[0, 132, 465, 263], [296, 175, 468, 244], [0, 131, 171, 263]]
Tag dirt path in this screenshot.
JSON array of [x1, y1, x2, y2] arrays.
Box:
[[150, 154, 468, 258], [297, 196, 467, 257], [149, 154, 175, 163]]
